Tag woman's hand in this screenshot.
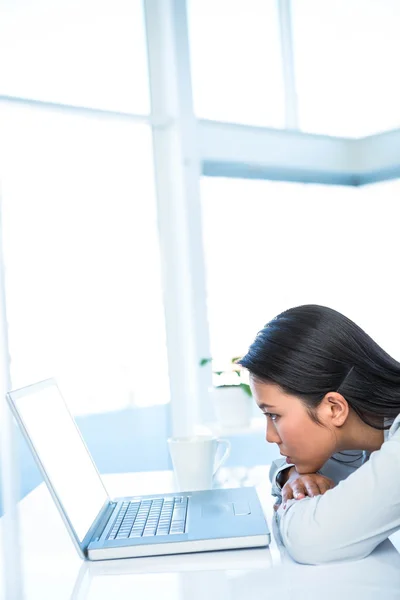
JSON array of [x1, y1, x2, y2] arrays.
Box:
[[274, 468, 335, 510]]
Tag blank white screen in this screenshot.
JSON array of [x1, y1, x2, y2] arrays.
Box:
[[13, 383, 109, 541]]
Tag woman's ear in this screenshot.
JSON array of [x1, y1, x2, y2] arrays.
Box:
[[320, 392, 349, 427]]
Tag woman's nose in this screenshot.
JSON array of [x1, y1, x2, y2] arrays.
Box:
[[266, 419, 281, 444]]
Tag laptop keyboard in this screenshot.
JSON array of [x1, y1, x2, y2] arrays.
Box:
[[107, 496, 189, 540]]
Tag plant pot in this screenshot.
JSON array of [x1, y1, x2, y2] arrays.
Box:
[[210, 385, 253, 429]]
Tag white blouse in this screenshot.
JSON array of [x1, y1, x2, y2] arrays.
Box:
[[270, 413, 400, 564]]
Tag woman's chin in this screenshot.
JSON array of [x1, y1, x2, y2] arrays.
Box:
[[295, 461, 324, 475]]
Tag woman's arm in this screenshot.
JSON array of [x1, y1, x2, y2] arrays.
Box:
[[276, 432, 400, 564], [270, 458, 295, 497], [270, 450, 365, 499]]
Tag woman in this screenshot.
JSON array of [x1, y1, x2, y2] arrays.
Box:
[[238, 304, 400, 565]]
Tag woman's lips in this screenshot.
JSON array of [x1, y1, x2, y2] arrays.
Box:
[[280, 452, 293, 464]]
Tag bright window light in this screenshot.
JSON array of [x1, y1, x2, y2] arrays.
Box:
[[0, 0, 149, 114], [0, 104, 169, 414], [188, 0, 285, 128], [201, 177, 400, 361], [292, 0, 400, 137]]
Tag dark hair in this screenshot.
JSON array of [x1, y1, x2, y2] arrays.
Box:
[[238, 304, 400, 430]]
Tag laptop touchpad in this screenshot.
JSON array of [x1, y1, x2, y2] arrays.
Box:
[[201, 503, 232, 517], [201, 502, 251, 517]]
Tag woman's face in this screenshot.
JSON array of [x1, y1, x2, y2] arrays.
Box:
[[251, 379, 336, 474]]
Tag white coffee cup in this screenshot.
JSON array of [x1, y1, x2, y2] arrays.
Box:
[[167, 435, 231, 492]]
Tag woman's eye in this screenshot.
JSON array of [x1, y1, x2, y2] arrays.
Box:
[[264, 412, 279, 422]]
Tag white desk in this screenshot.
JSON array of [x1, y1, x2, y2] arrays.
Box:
[[1, 466, 400, 600]]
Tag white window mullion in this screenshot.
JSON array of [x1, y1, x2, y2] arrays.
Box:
[[144, 0, 213, 436], [0, 190, 24, 599], [278, 0, 299, 130]]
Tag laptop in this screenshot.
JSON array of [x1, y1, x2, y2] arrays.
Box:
[[6, 378, 270, 561]]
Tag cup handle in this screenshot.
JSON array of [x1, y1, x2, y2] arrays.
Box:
[[213, 438, 231, 475]]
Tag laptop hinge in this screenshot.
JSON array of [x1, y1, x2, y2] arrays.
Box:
[[91, 502, 117, 543]]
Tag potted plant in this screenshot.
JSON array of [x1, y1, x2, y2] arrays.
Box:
[[200, 357, 253, 428]]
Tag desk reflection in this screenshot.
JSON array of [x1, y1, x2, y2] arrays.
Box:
[[70, 539, 400, 600], [70, 547, 273, 600], [1, 510, 25, 600]]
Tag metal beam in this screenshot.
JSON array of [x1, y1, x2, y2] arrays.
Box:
[[199, 120, 360, 185], [1, 95, 399, 187], [0, 94, 151, 124], [278, 0, 299, 130], [355, 128, 400, 185], [144, 0, 213, 436]]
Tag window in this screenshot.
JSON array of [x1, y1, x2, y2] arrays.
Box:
[[188, 0, 284, 128], [291, 0, 400, 137], [201, 177, 400, 361], [0, 0, 149, 114], [0, 103, 169, 414]]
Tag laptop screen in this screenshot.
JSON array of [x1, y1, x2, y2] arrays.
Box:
[[9, 380, 109, 542]]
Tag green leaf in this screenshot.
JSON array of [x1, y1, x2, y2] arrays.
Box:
[[199, 358, 213, 367], [215, 384, 238, 388], [231, 356, 242, 364], [239, 383, 252, 397]]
